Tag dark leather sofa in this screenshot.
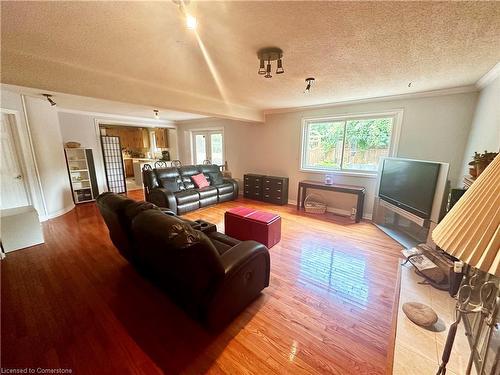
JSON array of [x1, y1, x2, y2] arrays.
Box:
[[96, 192, 270, 329], [142, 164, 239, 214]]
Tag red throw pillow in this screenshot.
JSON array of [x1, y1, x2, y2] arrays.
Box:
[[191, 173, 209, 189]]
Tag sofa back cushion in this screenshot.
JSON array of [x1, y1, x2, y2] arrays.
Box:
[[156, 167, 185, 191], [96, 192, 152, 260], [159, 176, 185, 192], [208, 171, 224, 186], [178, 165, 201, 189], [132, 209, 224, 305], [191, 173, 210, 189], [143, 168, 160, 190], [197, 164, 220, 182]]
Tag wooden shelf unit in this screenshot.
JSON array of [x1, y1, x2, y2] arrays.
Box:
[[65, 148, 99, 204]]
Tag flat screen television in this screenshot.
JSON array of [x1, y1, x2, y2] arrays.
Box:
[[379, 158, 441, 219]]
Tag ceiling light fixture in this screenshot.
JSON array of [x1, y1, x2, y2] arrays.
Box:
[[42, 94, 56, 106], [172, 0, 197, 30], [186, 14, 197, 29], [304, 77, 315, 93], [153, 109, 159, 119], [257, 47, 284, 78]]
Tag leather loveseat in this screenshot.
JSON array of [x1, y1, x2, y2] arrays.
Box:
[[142, 164, 238, 214], [96, 192, 270, 329]]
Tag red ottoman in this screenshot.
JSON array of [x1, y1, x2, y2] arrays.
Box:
[[224, 207, 281, 248]]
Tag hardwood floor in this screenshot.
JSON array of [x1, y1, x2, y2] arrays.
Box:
[[1, 193, 403, 374]]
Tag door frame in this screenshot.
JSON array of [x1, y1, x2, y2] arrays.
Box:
[[1, 108, 46, 216], [190, 128, 225, 165]]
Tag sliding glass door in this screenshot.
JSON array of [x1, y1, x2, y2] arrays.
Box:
[[192, 130, 224, 165]]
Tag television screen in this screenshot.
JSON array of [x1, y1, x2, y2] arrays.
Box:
[[379, 158, 441, 219]]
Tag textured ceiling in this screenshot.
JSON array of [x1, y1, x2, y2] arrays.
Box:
[[1, 1, 499, 121]]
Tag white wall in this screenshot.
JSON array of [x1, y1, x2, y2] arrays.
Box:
[[58, 112, 108, 194], [22, 96, 74, 218], [461, 76, 500, 176], [176, 117, 258, 181], [177, 92, 478, 218]]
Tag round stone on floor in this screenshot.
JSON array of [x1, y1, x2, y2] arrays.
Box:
[[402, 302, 438, 327]]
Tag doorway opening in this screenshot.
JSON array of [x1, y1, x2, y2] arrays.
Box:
[[192, 130, 224, 166]]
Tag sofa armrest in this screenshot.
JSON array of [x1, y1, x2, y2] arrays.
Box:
[[148, 188, 177, 213], [223, 178, 239, 198], [220, 241, 269, 278], [204, 241, 270, 329]]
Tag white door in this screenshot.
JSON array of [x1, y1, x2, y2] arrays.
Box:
[[1, 113, 30, 209], [192, 130, 224, 165]]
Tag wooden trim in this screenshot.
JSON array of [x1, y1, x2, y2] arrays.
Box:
[[386, 263, 402, 375]]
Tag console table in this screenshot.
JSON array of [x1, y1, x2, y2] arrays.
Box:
[[297, 180, 366, 222]]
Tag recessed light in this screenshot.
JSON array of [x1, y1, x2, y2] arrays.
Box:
[[186, 14, 197, 29]]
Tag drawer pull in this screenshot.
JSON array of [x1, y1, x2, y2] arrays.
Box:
[[276, 197, 281, 199], [265, 180, 270, 183], [265, 187, 270, 190], [277, 189, 281, 192], [277, 182, 282, 185], [245, 184, 249, 187], [255, 193, 259, 196], [265, 194, 269, 198]]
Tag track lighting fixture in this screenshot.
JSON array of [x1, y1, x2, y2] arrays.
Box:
[[257, 47, 284, 78], [43, 94, 56, 106], [304, 77, 315, 94], [153, 109, 159, 119]]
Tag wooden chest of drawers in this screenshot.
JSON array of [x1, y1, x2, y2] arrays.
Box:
[[243, 174, 289, 205]]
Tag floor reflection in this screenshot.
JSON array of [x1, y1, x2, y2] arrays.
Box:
[[299, 241, 369, 306]]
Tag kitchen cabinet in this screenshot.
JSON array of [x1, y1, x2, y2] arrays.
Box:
[[124, 159, 134, 177], [104, 127, 149, 149], [155, 128, 168, 148]]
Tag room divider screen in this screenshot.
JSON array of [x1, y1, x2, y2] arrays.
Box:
[[100, 135, 126, 194]]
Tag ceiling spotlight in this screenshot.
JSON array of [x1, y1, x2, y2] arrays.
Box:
[[265, 60, 272, 79], [258, 59, 266, 75], [276, 58, 284, 74], [257, 47, 284, 78], [186, 14, 197, 29], [153, 109, 159, 119], [42, 94, 56, 106], [304, 77, 315, 94]]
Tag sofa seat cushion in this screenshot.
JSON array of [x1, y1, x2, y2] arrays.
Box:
[[175, 190, 200, 205], [196, 186, 218, 199], [215, 182, 234, 195]]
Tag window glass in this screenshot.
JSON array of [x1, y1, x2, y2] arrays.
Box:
[[302, 116, 394, 173]]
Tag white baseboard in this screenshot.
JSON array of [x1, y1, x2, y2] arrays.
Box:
[[39, 204, 75, 221], [288, 199, 372, 220]]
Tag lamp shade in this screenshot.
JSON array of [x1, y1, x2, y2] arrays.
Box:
[[432, 154, 500, 276]]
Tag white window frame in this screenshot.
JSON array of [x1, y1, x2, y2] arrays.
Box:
[[300, 109, 403, 178], [191, 128, 225, 165]]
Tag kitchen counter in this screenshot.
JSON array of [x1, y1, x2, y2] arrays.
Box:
[[132, 160, 173, 185]]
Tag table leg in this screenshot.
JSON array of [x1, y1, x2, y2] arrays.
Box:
[[356, 193, 365, 223], [296, 185, 301, 210]]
